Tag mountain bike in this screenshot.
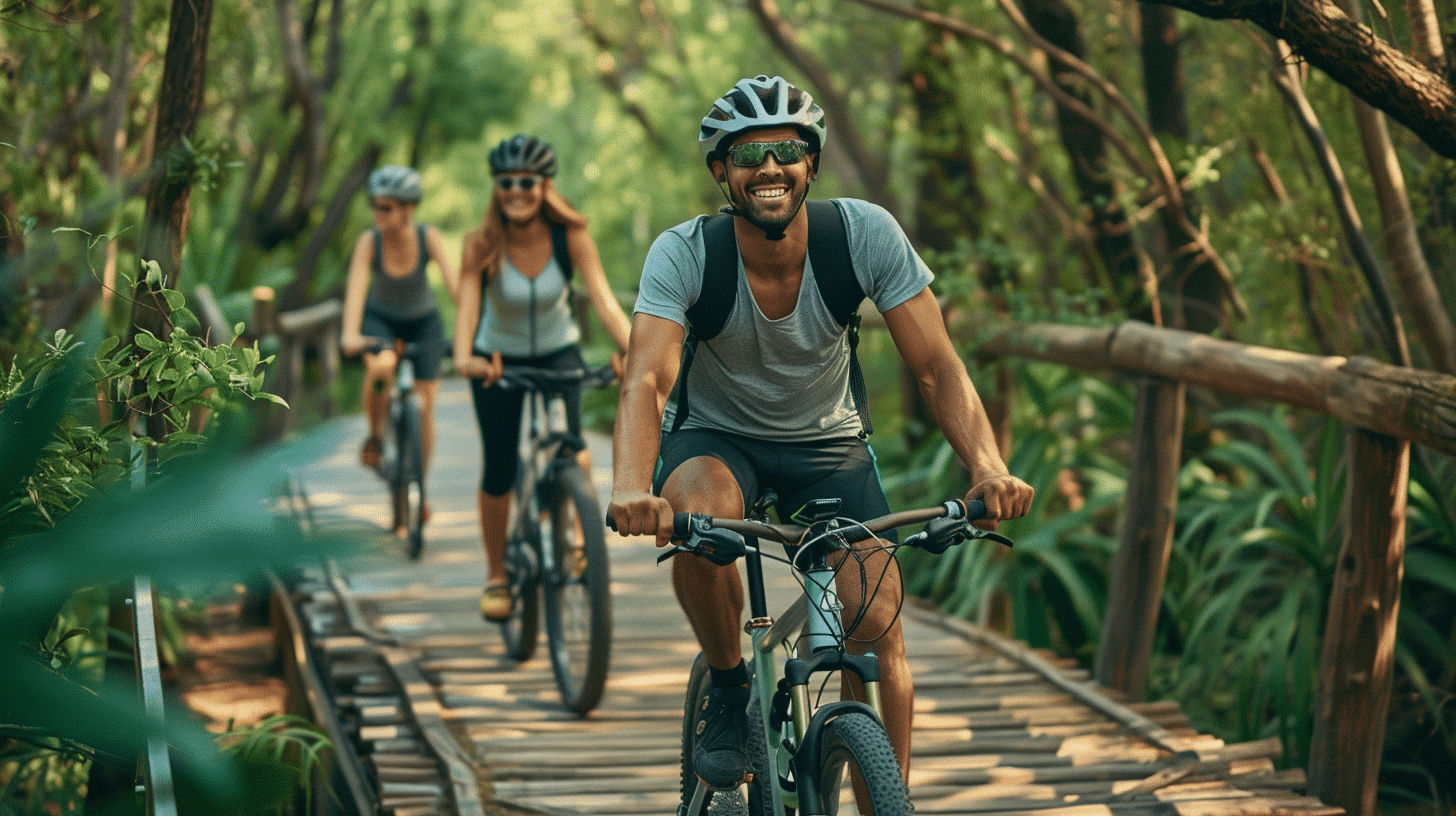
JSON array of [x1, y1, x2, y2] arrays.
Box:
[[493, 363, 617, 715], [661, 493, 1013, 816], [364, 338, 431, 560]]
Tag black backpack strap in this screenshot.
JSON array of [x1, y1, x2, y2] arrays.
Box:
[[806, 199, 872, 437], [671, 213, 738, 434], [550, 220, 573, 281]]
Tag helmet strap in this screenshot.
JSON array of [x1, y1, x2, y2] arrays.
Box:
[[717, 181, 809, 242]]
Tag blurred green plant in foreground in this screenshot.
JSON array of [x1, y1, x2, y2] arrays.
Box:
[[0, 304, 344, 814]]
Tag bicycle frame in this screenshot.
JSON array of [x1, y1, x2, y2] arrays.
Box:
[[508, 385, 580, 564], [739, 520, 889, 816], [667, 497, 1007, 816]]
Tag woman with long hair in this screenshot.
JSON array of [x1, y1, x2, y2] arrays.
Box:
[[453, 135, 630, 621]]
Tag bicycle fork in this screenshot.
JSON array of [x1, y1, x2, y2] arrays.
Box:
[[747, 555, 889, 816]]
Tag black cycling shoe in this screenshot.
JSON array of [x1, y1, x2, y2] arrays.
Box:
[[694, 685, 751, 790]]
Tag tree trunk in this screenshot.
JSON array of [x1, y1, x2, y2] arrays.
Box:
[[1019, 0, 1153, 322], [127, 0, 215, 444], [745, 0, 890, 202], [1405, 0, 1445, 75], [1331, 0, 1456, 376], [1270, 41, 1411, 367], [1140, 3, 1228, 334]]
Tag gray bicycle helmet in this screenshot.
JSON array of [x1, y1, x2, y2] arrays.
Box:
[[367, 165, 424, 202], [489, 134, 557, 178], [698, 75, 827, 168]]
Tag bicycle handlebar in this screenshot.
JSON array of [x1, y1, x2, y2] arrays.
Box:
[[495, 364, 618, 392], [650, 499, 1013, 567], [356, 338, 440, 357]]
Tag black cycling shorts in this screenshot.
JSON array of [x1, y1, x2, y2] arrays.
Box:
[[653, 427, 893, 535], [360, 305, 445, 380], [469, 344, 585, 496]]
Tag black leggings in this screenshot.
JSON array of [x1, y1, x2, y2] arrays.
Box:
[[469, 344, 585, 496]]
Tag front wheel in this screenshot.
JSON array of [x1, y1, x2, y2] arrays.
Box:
[[392, 393, 426, 560], [813, 712, 911, 816], [541, 463, 612, 715], [499, 529, 541, 662]]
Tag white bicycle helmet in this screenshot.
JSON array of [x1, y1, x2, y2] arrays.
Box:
[[367, 165, 424, 203], [698, 75, 826, 168], [489, 134, 558, 178]]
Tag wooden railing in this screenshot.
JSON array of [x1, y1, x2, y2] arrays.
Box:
[[981, 318, 1456, 816], [192, 285, 343, 442]]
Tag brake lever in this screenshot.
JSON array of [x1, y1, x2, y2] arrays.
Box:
[[656, 544, 693, 564], [968, 529, 1015, 548]]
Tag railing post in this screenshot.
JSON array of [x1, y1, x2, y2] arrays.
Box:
[[133, 575, 179, 816], [1307, 427, 1409, 816], [1094, 375, 1185, 699]]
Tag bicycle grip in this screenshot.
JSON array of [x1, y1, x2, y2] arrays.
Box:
[[965, 499, 987, 521]]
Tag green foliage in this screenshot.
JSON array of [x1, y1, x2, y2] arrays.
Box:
[[0, 309, 281, 538], [1156, 409, 1344, 768], [202, 715, 334, 816], [895, 363, 1130, 657], [0, 305, 346, 814]]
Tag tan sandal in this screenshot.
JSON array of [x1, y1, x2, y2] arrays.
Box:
[[480, 583, 512, 622], [360, 436, 382, 468]]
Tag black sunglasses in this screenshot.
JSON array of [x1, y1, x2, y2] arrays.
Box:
[[370, 200, 398, 213], [496, 175, 540, 192], [724, 139, 811, 168]]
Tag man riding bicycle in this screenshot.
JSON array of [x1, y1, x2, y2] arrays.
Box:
[[607, 74, 1034, 790]]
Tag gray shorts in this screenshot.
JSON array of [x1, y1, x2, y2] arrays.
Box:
[[653, 428, 893, 533]]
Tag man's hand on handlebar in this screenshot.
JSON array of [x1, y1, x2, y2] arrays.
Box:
[[966, 472, 1035, 528], [607, 491, 676, 549]]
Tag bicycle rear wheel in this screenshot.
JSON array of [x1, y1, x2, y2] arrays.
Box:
[[813, 712, 910, 816], [499, 529, 541, 662], [541, 463, 612, 714], [392, 394, 426, 560], [680, 653, 775, 816]]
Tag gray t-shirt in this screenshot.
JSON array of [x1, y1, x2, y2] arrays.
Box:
[[634, 198, 933, 441]]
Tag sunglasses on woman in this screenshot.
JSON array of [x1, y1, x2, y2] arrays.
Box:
[[496, 175, 540, 192], [724, 139, 811, 168]]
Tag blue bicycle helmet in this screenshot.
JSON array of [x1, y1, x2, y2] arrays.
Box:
[[489, 134, 558, 178], [698, 75, 826, 168], [367, 165, 424, 202]]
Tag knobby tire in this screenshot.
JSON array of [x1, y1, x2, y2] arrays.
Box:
[[394, 394, 426, 561], [499, 503, 542, 662], [542, 463, 612, 715], [814, 712, 910, 816]]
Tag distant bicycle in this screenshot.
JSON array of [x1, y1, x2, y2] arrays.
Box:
[[361, 338, 431, 560], [659, 492, 1013, 816], [493, 363, 617, 715]]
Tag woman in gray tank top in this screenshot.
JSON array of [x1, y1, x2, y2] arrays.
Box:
[[342, 166, 459, 499], [453, 135, 631, 622]]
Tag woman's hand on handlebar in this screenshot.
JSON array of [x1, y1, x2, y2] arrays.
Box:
[[341, 332, 372, 357], [607, 491, 675, 549], [456, 351, 503, 385], [966, 473, 1035, 527]]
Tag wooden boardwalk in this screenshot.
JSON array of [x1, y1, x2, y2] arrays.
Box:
[[291, 378, 1342, 816]]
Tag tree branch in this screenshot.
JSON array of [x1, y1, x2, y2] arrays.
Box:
[[1145, 0, 1456, 159]]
